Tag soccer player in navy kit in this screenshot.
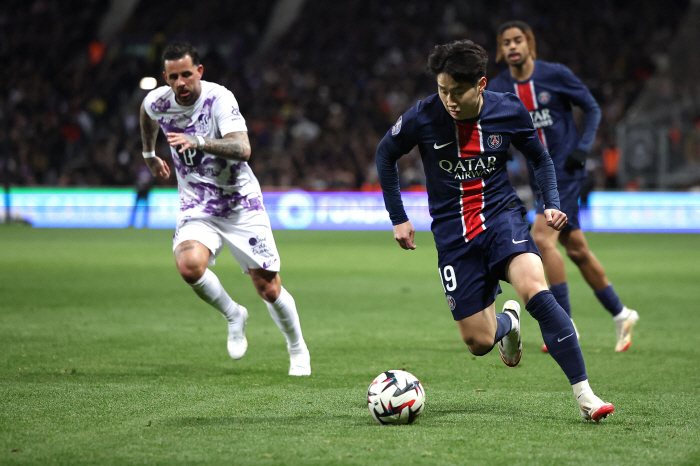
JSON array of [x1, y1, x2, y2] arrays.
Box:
[[376, 40, 614, 421], [489, 21, 639, 353]]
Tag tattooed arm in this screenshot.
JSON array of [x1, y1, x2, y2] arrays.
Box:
[[140, 101, 171, 179], [165, 131, 251, 162]]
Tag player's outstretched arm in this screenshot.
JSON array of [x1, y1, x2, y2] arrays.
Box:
[[393, 221, 417, 250], [544, 209, 568, 231], [166, 131, 251, 162], [140, 102, 170, 179]]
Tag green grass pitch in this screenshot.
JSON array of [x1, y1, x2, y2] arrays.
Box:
[[1, 226, 699, 465]]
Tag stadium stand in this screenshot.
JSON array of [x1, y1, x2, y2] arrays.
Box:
[[1, 0, 695, 190]]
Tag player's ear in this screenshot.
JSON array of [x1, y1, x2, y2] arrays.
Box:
[[478, 77, 487, 93], [197, 64, 204, 78]]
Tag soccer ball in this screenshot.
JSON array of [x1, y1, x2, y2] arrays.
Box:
[[367, 370, 425, 425]]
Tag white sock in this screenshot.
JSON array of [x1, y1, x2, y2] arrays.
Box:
[[190, 268, 242, 323], [265, 287, 305, 351], [510, 313, 519, 332], [572, 379, 592, 399], [614, 307, 631, 322]]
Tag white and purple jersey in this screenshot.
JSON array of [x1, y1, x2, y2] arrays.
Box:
[[144, 80, 264, 220]]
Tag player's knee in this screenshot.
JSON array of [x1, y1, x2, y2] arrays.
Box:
[[463, 335, 494, 356], [532, 231, 555, 251], [177, 262, 207, 284], [256, 280, 280, 302], [566, 247, 588, 265]]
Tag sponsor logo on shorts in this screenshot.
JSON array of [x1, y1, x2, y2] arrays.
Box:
[[446, 295, 456, 311], [263, 258, 278, 269], [249, 235, 274, 258]]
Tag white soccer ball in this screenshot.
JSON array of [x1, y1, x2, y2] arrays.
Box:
[[367, 370, 425, 425]]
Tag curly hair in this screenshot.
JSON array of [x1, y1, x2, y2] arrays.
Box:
[[495, 21, 537, 63]]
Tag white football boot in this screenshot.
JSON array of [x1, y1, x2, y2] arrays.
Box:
[[577, 390, 615, 422], [288, 343, 311, 376], [543, 318, 579, 353], [227, 306, 248, 360], [614, 307, 639, 352], [498, 300, 522, 367]]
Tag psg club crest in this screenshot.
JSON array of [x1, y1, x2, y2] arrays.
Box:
[[537, 92, 551, 105], [446, 295, 456, 311], [391, 115, 402, 136], [487, 133, 502, 149]]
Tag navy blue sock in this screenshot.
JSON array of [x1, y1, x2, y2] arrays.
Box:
[[526, 290, 587, 384], [594, 284, 624, 317], [493, 312, 513, 345], [549, 282, 572, 318]]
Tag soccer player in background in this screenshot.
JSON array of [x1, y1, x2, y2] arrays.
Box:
[[376, 39, 614, 421], [488, 21, 639, 352], [139, 42, 310, 376]]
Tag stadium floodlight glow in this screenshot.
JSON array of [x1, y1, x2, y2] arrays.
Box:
[[140, 77, 158, 90]]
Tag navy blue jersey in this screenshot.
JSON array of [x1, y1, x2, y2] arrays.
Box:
[[376, 90, 560, 252], [488, 60, 601, 182]]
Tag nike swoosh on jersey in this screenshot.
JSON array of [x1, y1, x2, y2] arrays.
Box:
[[433, 141, 454, 149], [512, 239, 528, 244], [558, 333, 575, 342]]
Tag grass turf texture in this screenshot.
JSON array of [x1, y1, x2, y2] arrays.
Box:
[[1, 227, 699, 465]]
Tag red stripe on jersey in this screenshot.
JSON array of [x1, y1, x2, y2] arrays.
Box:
[[455, 121, 485, 242], [456, 121, 483, 157], [460, 179, 486, 242], [514, 81, 547, 149], [514, 82, 537, 111], [537, 128, 548, 149]]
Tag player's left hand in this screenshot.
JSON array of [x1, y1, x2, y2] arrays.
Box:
[[544, 209, 568, 231], [393, 221, 417, 250], [167, 133, 198, 153], [144, 156, 171, 179], [564, 149, 587, 175]]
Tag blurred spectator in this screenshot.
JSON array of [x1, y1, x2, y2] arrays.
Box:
[[1, 0, 692, 192], [602, 144, 621, 189], [685, 116, 700, 167]]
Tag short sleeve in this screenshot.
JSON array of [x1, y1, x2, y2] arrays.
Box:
[[214, 89, 248, 135]]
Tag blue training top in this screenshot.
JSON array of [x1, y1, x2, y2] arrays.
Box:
[[376, 90, 560, 252], [488, 60, 601, 182]]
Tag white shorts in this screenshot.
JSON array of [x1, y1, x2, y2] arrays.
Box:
[[173, 210, 281, 274]]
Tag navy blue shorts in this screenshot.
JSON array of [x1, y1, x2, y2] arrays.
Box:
[[437, 207, 541, 321], [533, 178, 584, 231]]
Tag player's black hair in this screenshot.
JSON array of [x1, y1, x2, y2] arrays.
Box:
[[427, 40, 488, 87], [496, 21, 537, 62], [161, 41, 201, 70]]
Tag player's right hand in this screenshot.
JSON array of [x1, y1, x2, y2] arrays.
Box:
[[544, 209, 567, 231], [145, 156, 171, 179], [393, 221, 417, 250]]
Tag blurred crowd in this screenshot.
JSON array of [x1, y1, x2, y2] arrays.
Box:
[[1, 0, 693, 191]]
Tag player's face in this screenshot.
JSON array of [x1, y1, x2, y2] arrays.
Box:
[[437, 73, 486, 120], [163, 55, 204, 106], [501, 27, 531, 66]]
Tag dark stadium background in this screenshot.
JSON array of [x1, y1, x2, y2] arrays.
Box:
[[3, 0, 698, 195]]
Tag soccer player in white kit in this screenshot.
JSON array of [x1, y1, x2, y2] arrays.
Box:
[[139, 41, 310, 376]]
